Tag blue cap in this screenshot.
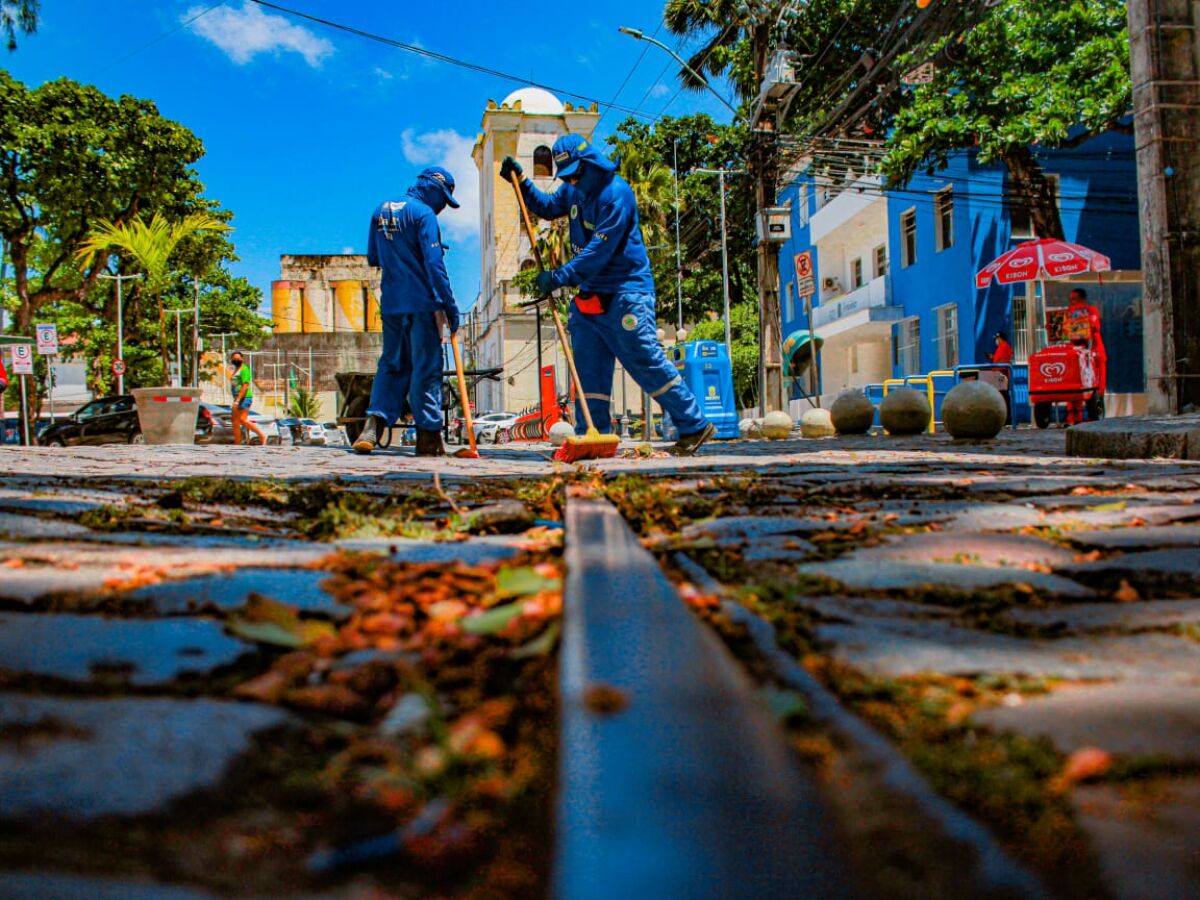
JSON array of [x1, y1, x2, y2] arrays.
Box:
[[418, 166, 460, 208], [551, 134, 615, 180]]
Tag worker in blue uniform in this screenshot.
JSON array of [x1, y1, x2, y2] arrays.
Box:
[[354, 166, 462, 456], [501, 136, 714, 455]]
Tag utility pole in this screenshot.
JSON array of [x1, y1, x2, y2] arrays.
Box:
[[673, 139, 685, 334], [98, 272, 142, 395], [192, 277, 201, 388], [752, 21, 785, 415], [1128, 0, 1200, 414], [695, 168, 747, 363], [165, 310, 190, 387]]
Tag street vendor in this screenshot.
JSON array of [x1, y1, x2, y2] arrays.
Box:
[[354, 165, 461, 457], [988, 332, 1014, 365], [1065, 288, 1107, 400], [500, 136, 714, 456]]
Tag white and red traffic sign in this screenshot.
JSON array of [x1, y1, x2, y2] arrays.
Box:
[[111, 358, 126, 377], [11, 344, 34, 375], [35, 323, 59, 355], [794, 250, 816, 298]]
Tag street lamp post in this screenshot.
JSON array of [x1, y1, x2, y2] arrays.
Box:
[[617, 27, 748, 125], [165, 309, 191, 387], [98, 272, 143, 395], [694, 168, 746, 362]]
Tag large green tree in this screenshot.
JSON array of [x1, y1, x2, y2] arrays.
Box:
[[881, 0, 1131, 239], [0, 74, 210, 333], [660, 0, 1132, 241]]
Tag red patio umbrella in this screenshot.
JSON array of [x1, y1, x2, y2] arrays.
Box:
[[975, 238, 1111, 289]]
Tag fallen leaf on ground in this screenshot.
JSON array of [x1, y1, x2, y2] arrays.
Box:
[[1058, 747, 1113, 787], [1113, 579, 1140, 603]]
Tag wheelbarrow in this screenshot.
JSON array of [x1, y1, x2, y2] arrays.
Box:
[[335, 366, 504, 446]]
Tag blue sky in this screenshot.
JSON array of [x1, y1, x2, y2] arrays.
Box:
[[6, 0, 734, 313]]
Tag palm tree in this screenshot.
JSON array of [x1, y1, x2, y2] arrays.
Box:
[[1, 0, 38, 50], [288, 388, 321, 419], [663, 0, 751, 91], [76, 212, 229, 382], [618, 145, 679, 260]]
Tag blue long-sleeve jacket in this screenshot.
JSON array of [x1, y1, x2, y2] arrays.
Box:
[[519, 159, 655, 295], [367, 180, 457, 316]]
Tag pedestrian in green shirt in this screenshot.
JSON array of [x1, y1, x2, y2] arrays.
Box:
[[229, 352, 265, 446]]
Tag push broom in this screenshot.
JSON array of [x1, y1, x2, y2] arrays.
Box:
[[510, 172, 619, 462], [449, 331, 480, 459]]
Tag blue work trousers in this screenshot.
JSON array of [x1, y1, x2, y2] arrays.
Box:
[[367, 313, 443, 432], [569, 292, 708, 436]]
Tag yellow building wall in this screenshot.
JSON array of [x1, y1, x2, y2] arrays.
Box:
[[271, 281, 301, 334], [333, 280, 365, 331]]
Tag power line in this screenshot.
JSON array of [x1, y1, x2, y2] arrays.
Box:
[[99, 3, 222, 74], [595, 20, 665, 133], [246, 0, 657, 122]]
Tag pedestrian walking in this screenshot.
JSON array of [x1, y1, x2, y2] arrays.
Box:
[[501, 137, 714, 456], [353, 165, 461, 457], [229, 351, 266, 446]]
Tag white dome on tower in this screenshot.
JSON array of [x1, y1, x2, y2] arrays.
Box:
[[500, 87, 565, 114]]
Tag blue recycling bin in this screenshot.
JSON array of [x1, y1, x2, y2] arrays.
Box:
[[669, 340, 740, 439], [865, 383, 885, 428]]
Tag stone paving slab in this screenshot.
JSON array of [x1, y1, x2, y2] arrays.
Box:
[[0, 695, 289, 819], [0, 872, 215, 899], [817, 620, 1200, 680], [847, 532, 1078, 568], [0, 512, 92, 540], [1007, 599, 1200, 632], [798, 558, 1094, 597], [1059, 548, 1200, 579], [0, 613, 251, 685], [975, 683, 1200, 759], [129, 568, 348, 618], [1064, 525, 1200, 549], [1073, 779, 1200, 900], [334, 535, 522, 564], [1066, 413, 1200, 461]]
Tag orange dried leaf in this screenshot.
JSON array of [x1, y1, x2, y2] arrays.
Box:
[[1061, 747, 1113, 784], [1114, 579, 1140, 603]]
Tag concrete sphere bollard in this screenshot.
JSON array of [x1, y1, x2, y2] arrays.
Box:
[[762, 410, 794, 440], [799, 408, 835, 438], [747, 418, 765, 439], [738, 418, 755, 439], [879, 388, 931, 436], [941, 380, 1008, 440], [548, 421, 575, 446], [830, 390, 875, 435]]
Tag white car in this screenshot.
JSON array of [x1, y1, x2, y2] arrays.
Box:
[[298, 418, 326, 444], [473, 412, 520, 444]]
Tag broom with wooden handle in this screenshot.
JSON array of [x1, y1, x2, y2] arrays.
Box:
[[509, 171, 618, 462]]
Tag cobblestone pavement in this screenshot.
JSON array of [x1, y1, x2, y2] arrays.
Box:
[[1, 428, 1198, 897]]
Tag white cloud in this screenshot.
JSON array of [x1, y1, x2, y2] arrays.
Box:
[[373, 66, 394, 81], [186, 2, 334, 67], [650, 83, 671, 99], [400, 129, 479, 243]]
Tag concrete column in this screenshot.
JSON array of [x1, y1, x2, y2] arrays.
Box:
[[1129, 0, 1200, 413]]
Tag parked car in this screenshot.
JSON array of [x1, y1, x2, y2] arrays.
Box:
[[38, 396, 143, 446], [296, 418, 326, 445], [473, 412, 520, 444], [277, 417, 304, 444], [321, 422, 348, 445], [196, 403, 284, 445]]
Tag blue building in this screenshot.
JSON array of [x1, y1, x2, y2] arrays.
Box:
[[778, 132, 1145, 415]]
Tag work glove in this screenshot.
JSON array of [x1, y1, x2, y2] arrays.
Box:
[[535, 269, 555, 298], [444, 303, 461, 336], [500, 157, 523, 182]]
